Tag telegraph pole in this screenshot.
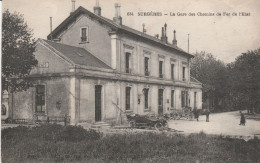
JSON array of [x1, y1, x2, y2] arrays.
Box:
[[188, 34, 190, 53]]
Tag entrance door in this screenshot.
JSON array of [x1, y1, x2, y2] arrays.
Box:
[[158, 89, 164, 115], [95, 85, 102, 121]]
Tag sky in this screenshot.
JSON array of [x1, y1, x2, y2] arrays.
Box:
[[2, 0, 260, 63]]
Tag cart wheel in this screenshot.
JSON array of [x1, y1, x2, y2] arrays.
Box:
[[155, 122, 163, 131], [163, 121, 169, 129], [188, 115, 193, 120], [129, 120, 136, 128]]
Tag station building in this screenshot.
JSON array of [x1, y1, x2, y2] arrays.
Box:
[[5, 2, 202, 124]]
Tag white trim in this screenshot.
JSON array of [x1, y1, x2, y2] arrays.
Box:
[[123, 43, 135, 50], [73, 64, 112, 72], [110, 33, 118, 69], [70, 77, 76, 124], [158, 54, 165, 59], [170, 58, 177, 64]]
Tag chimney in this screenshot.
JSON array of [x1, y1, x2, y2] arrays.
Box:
[[161, 27, 164, 40], [142, 23, 147, 33], [71, 0, 76, 15], [113, 3, 122, 25], [161, 23, 168, 43], [155, 34, 159, 39], [94, 0, 101, 16], [164, 23, 168, 43], [172, 30, 177, 46]]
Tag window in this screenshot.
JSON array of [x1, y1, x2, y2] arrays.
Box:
[[125, 52, 131, 73], [143, 88, 149, 109], [182, 67, 186, 81], [35, 85, 45, 113], [1, 104, 6, 115], [158, 89, 164, 115], [171, 90, 174, 108], [171, 64, 174, 80], [158, 89, 164, 106], [81, 27, 88, 42], [159, 61, 163, 78], [144, 57, 150, 76], [125, 87, 131, 110], [181, 91, 188, 107], [194, 92, 197, 108]]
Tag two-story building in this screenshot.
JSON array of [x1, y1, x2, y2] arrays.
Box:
[[8, 2, 202, 125]]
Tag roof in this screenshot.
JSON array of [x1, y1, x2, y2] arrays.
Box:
[[47, 6, 193, 58], [39, 39, 111, 69], [190, 76, 201, 84]]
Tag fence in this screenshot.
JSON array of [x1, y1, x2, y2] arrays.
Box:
[[2, 114, 71, 126]]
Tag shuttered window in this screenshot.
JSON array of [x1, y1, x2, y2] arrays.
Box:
[[35, 85, 45, 113]]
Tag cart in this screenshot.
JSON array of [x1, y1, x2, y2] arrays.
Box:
[[167, 107, 193, 120], [126, 113, 168, 131]]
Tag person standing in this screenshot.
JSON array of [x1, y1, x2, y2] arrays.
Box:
[[239, 111, 246, 125], [205, 109, 210, 122], [194, 108, 199, 121]]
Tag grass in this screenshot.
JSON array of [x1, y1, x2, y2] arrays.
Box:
[[2, 124, 260, 163]]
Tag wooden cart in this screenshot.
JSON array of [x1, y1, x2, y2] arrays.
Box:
[[126, 113, 168, 131]]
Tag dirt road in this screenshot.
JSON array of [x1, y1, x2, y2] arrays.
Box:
[[168, 110, 260, 137]]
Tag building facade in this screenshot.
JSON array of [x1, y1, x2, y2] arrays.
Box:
[[6, 3, 202, 125]]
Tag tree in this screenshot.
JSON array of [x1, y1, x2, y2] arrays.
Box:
[[2, 10, 38, 93], [191, 51, 229, 112], [228, 48, 260, 113]]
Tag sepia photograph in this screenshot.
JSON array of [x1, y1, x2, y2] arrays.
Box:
[[1, 0, 260, 162]]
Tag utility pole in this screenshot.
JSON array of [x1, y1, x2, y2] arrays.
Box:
[[50, 17, 52, 41], [188, 34, 190, 53]]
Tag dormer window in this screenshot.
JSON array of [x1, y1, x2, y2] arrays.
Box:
[[81, 27, 88, 42]]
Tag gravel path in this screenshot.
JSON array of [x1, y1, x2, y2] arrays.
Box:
[[168, 110, 260, 137]]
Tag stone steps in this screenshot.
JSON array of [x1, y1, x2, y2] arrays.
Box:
[[91, 121, 111, 129]]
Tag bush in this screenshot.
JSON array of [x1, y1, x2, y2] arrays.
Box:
[[2, 125, 260, 162], [2, 124, 102, 142]]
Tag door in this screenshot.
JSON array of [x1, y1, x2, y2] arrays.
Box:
[[95, 85, 102, 121], [158, 89, 164, 115]]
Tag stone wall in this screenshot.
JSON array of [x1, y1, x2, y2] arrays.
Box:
[[58, 15, 112, 67], [11, 77, 71, 120]]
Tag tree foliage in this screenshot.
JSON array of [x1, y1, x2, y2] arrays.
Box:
[[2, 10, 38, 93], [191, 51, 229, 111], [228, 48, 260, 112], [191, 49, 260, 112]]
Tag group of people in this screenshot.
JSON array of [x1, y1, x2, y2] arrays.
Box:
[[193, 109, 246, 126]]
